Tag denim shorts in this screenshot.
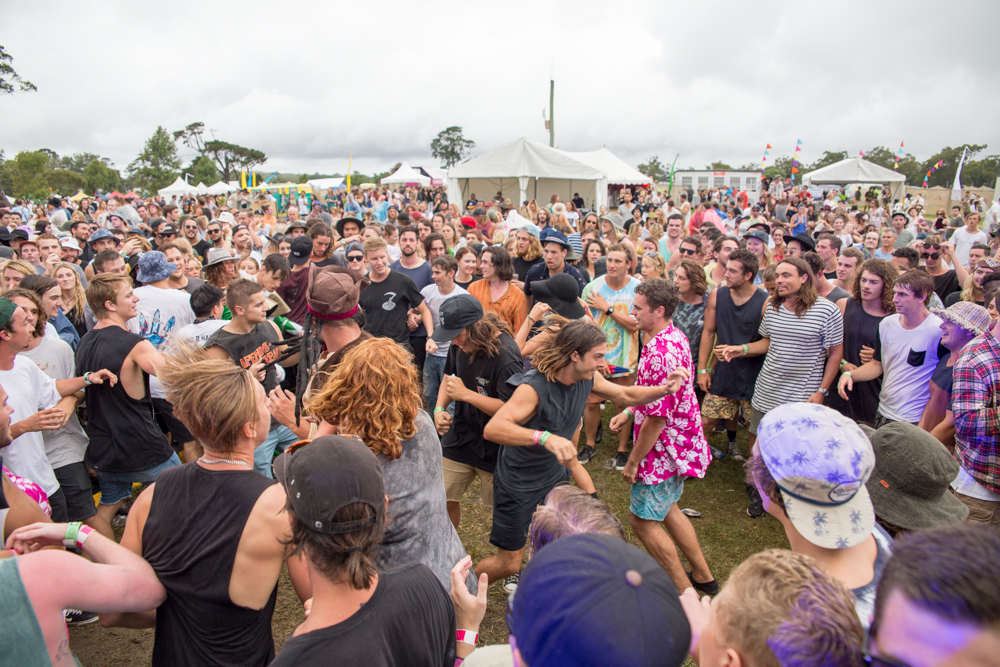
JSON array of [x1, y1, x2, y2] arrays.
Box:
[[97, 452, 182, 505], [630, 476, 685, 522]]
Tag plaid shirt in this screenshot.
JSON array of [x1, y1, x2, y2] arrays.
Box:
[[953, 331, 1000, 494]]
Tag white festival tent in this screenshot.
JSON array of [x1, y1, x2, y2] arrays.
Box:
[[381, 162, 431, 187], [195, 182, 209, 195], [560, 148, 651, 186], [447, 138, 608, 211], [802, 157, 907, 202], [417, 165, 447, 186], [157, 176, 198, 199], [307, 177, 345, 190], [207, 180, 236, 195]]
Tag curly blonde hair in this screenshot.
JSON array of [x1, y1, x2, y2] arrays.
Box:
[[306, 338, 421, 460]]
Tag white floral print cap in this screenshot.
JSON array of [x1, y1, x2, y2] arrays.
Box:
[[758, 403, 876, 550]]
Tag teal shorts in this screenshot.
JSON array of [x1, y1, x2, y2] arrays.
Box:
[[630, 476, 685, 522]]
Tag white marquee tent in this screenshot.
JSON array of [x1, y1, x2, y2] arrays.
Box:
[[157, 176, 197, 199], [307, 177, 345, 190], [207, 180, 236, 195], [381, 162, 431, 187], [195, 182, 209, 195], [447, 138, 608, 210], [802, 157, 907, 202], [418, 166, 447, 186], [560, 148, 651, 186]]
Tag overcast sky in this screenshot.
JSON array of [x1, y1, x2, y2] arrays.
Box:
[[2, 0, 998, 178]]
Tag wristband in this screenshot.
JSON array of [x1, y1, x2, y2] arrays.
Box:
[[533, 430, 543, 446], [842, 371, 852, 378], [623, 407, 634, 420], [456, 629, 479, 645], [63, 522, 82, 548], [741, 344, 749, 356], [83, 372, 93, 386], [539, 431, 552, 447], [76, 525, 94, 549], [8, 550, 17, 558], [839, 359, 847, 369], [433, 407, 445, 414]]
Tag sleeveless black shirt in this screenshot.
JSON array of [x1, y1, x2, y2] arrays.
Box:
[[143, 464, 279, 667], [710, 286, 768, 401]]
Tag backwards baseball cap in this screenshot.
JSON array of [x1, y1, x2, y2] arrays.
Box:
[[88, 229, 117, 245], [290, 236, 313, 266], [431, 294, 484, 343], [509, 533, 690, 667], [517, 222, 541, 239], [307, 265, 371, 321], [460, 215, 477, 229], [274, 435, 385, 533], [0, 297, 16, 329], [757, 403, 875, 549]]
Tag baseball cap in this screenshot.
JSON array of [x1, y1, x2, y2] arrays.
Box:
[[745, 229, 770, 245], [757, 403, 875, 549], [861, 422, 968, 531], [517, 223, 541, 239], [158, 223, 180, 236], [0, 297, 16, 329], [290, 236, 313, 266], [59, 237, 82, 252], [509, 533, 690, 667], [431, 294, 484, 343], [460, 215, 477, 229], [274, 435, 385, 533], [88, 229, 117, 245], [136, 251, 177, 283]]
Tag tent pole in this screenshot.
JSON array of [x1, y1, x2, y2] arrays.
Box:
[[549, 79, 555, 148]]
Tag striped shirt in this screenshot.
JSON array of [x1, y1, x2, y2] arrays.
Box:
[[751, 298, 844, 413], [467, 279, 528, 333]]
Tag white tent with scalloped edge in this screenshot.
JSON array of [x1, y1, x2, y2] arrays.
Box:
[[157, 176, 197, 199], [802, 157, 907, 203], [381, 162, 431, 187]]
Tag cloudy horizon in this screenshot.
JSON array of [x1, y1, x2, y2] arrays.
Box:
[[2, 0, 998, 179]]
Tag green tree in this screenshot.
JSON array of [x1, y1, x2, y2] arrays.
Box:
[[706, 161, 733, 170], [918, 144, 988, 188], [861, 146, 920, 184], [637, 156, 668, 182], [45, 169, 85, 195], [808, 150, 848, 171], [127, 126, 181, 194], [83, 159, 121, 193], [189, 155, 219, 185], [58, 152, 106, 174], [0, 151, 50, 198], [0, 45, 36, 95], [430, 127, 475, 168], [173, 122, 267, 182]]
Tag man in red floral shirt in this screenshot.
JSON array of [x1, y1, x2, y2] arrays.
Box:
[[611, 278, 716, 594]]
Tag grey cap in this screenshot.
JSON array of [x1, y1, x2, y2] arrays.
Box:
[[88, 229, 117, 245], [136, 251, 177, 283]]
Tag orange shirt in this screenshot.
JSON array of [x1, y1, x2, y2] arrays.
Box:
[[468, 279, 527, 332]]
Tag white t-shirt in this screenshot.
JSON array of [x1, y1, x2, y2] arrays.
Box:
[[420, 284, 468, 358], [952, 466, 1000, 501], [176, 319, 228, 347], [19, 337, 89, 469], [950, 227, 989, 269], [127, 285, 196, 399], [0, 356, 62, 495], [386, 243, 402, 262], [874, 313, 943, 423]]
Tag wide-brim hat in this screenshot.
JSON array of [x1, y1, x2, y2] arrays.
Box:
[[783, 232, 815, 252], [532, 273, 585, 319], [860, 423, 969, 530], [136, 251, 177, 283], [205, 247, 237, 266], [931, 302, 992, 337], [601, 212, 625, 231], [307, 265, 371, 322], [336, 217, 363, 239]]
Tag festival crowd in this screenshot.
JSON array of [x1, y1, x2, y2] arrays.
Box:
[[0, 176, 999, 667]]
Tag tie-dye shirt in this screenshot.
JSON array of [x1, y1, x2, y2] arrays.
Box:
[[582, 275, 640, 377], [633, 323, 710, 484]]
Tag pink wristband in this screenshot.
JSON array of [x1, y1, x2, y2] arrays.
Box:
[[532, 430, 543, 446], [76, 525, 95, 549], [456, 629, 479, 645]]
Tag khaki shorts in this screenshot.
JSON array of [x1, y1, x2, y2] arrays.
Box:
[[749, 407, 768, 436], [701, 394, 751, 422], [955, 492, 1000, 525], [442, 457, 494, 507], [586, 373, 635, 406]]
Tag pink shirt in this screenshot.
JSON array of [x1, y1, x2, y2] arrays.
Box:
[[633, 323, 711, 484]]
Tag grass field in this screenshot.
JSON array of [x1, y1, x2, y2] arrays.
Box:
[[69, 407, 788, 665]]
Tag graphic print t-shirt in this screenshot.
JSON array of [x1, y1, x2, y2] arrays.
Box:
[[127, 285, 195, 399], [581, 275, 640, 375], [359, 270, 424, 346]]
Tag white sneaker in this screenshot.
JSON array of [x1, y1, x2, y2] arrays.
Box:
[[503, 573, 519, 595]]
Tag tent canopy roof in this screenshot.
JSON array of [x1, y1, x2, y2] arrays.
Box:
[[157, 176, 196, 198], [803, 157, 906, 186], [307, 177, 345, 190], [381, 162, 431, 186], [448, 138, 605, 181], [559, 147, 650, 185]]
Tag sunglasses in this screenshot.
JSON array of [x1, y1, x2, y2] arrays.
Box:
[[184, 225, 198, 230], [158, 233, 176, 239], [679, 247, 697, 255], [920, 252, 940, 260], [207, 229, 221, 235], [346, 255, 364, 262]]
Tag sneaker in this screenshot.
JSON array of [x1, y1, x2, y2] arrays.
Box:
[[577, 444, 596, 465], [614, 451, 629, 471], [112, 514, 127, 528], [686, 571, 720, 596], [503, 573, 519, 595], [710, 445, 725, 460], [746, 485, 764, 519], [64, 609, 99, 626], [712, 421, 726, 433], [594, 420, 603, 445], [727, 441, 745, 461]]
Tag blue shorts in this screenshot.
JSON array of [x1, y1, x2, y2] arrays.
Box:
[[630, 476, 685, 522], [97, 452, 182, 505]]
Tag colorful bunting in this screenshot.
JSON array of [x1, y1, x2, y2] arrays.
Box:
[[859, 150, 865, 157], [894, 141, 905, 170], [922, 159, 946, 187]]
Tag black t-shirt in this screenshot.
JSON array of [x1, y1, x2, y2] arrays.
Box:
[[455, 276, 481, 291], [269, 564, 456, 667], [944, 291, 983, 308], [931, 354, 955, 396], [191, 238, 212, 262], [512, 256, 541, 283], [931, 270, 961, 302], [442, 332, 522, 471], [359, 270, 424, 346]]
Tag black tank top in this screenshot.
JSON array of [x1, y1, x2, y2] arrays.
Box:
[[75, 326, 173, 473], [710, 286, 768, 401], [143, 464, 279, 667], [838, 298, 886, 425]]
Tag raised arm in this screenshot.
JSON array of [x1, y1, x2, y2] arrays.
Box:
[[591, 368, 689, 406]]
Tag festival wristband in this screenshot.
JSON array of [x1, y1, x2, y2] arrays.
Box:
[[623, 408, 634, 420], [539, 431, 552, 447], [63, 522, 82, 548], [839, 359, 847, 369], [83, 372, 93, 385], [696, 369, 714, 375], [842, 371, 852, 378], [532, 430, 543, 446], [456, 630, 479, 645], [8, 550, 17, 558], [741, 344, 749, 356], [76, 525, 94, 549], [433, 407, 446, 414]]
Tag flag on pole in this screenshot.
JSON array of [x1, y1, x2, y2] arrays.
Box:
[[951, 147, 968, 202], [345, 152, 353, 192], [859, 150, 865, 157]]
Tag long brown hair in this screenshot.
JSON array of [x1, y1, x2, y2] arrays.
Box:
[[852, 259, 896, 315], [306, 338, 420, 460], [774, 258, 818, 318], [532, 320, 607, 382], [463, 312, 512, 361]]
